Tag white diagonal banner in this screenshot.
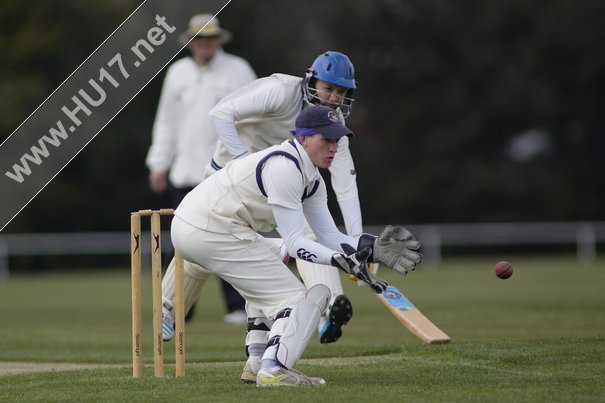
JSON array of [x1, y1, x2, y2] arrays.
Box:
[[0, 0, 232, 231]]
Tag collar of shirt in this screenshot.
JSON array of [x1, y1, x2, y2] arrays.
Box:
[[287, 140, 322, 184], [196, 48, 225, 70]]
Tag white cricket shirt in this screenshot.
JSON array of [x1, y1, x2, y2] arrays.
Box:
[[146, 49, 256, 187]]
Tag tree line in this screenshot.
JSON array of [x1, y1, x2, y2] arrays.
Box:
[[2, 0, 604, 233]]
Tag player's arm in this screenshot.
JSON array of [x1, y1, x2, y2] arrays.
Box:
[[261, 156, 354, 262], [209, 77, 288, 159], [146, 66, 179, 191], [301, 173, 422, 278], [264, 159, 386, 292], [262, 157, 338, 264], [301, 199, 357, 251], [272, 204, 339, 265], [300, 196, 388, 292], [328, 136, 363, 237], [205, 62, 257, 160], [273, 203, 387, 293], [209, 117, 247, 159]]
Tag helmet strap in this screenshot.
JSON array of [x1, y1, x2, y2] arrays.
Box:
[[302, 71, 319, 105]]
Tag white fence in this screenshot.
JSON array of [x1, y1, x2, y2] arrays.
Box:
[[1, 221, 605, 277], [385, 221, 605, 264]]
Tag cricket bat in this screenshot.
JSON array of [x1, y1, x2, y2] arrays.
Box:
[[376, 285, 451, 344], [359, 263, 450, 344]]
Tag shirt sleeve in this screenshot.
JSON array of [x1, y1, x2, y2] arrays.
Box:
[[328, 135, 363, 236], [261, 155, 305, 210], [302, 204, 359, 251], [272, 204, 344, 265], [209, 115, 248, 159], [261, 156, 333, 264], [338, 198, 363, 237], [209, 77, 289, 158], [146, 66, 178, 172], [263, 155, 360, 265]]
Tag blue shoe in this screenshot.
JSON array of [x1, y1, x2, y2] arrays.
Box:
[[319, 294, 352, 344]]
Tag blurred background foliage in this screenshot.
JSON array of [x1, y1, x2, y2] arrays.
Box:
[[1, 0, 604, 232]]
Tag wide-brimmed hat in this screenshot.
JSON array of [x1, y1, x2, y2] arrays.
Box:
[[290, 106, 354, 140], [178, 14, 232, 46]]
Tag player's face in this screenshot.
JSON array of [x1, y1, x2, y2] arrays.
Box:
[[188, 36, 221, 65], [300, 134, 339, 169], [313, 80, 349, 108]]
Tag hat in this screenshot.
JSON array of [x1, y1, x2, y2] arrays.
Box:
[[291, 106, 354, 140], [178, 14, 232, 46]]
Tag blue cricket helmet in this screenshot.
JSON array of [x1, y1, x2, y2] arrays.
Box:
[[309, 51, 356, 89], [303, 51, 357, 118]]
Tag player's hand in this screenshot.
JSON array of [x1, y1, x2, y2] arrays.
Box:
[[331, 247, 388, 293], [149, 171, 167, 193], [373, 225, 422, 275]]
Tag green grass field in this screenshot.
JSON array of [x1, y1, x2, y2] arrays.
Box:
[[1, 255, 604, 402]]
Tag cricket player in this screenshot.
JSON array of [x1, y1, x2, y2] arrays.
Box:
[[170, 106, 422, 386], [162, 51, 362, 345]]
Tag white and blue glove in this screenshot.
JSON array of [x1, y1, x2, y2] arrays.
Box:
[[331, 246, 388, 293]]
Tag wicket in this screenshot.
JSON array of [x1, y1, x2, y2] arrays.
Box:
[[130, 208, 185, 378]]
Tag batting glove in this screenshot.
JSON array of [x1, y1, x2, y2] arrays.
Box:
[[331, 246, 388, 293]]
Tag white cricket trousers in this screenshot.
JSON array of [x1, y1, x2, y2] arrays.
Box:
[[170, 216, 306, 320]]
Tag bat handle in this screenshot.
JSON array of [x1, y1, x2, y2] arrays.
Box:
[[355, 262, 380, 287]]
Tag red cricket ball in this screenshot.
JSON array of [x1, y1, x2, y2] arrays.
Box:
[[495, 261, 513, 279]]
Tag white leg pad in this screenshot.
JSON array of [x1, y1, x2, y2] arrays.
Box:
[[296, 259, 344, 296], [264, 284, 330, 369], [162, 257, 210, 313], [245, 317, 273, 346]]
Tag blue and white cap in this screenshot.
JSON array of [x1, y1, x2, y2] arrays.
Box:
[[290, 106, 354, 140]]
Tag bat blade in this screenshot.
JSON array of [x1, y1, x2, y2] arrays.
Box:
[[376, 285, 451, 344]]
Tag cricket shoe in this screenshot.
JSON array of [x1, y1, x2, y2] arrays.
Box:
[[244, 358, 325, 385], [240, 356, 261, 383], [162, 304, 175, 341], [256, 367, 326, 387], [319, 294, 352, 344]]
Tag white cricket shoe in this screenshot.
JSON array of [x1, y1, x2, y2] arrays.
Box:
[[223, 309, 247, 325], [256, 367, 326, 387], [162, 304, 175, 341], [240, 356, 261, 383]]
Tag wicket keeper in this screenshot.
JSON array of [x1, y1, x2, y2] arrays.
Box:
[[170, 106, 422, 386]]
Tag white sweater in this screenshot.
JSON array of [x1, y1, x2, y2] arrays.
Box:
[[146, 49, 256, 187]]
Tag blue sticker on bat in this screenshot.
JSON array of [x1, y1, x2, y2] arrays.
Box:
[[381, 286, 416, 312]]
